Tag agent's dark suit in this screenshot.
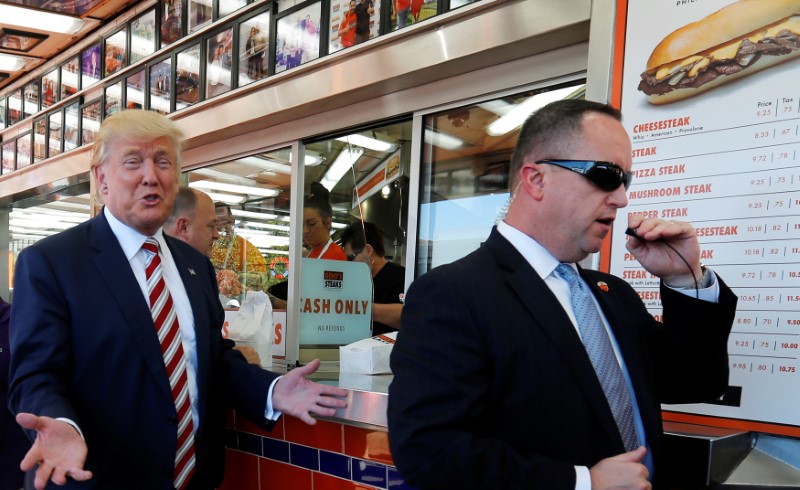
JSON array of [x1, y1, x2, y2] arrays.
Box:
[[388, 228, 736, 489], [8, 212, 275, 489]]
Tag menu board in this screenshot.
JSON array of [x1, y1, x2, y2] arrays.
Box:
[[610, 0, 800, 434]]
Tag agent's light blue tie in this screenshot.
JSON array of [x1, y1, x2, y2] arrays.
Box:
[[556, 264, 639, 452]]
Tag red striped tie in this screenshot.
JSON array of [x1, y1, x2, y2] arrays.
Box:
[[143, 238, 196, 490]]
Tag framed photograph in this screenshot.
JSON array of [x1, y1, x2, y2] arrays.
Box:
[[104, 28, 127, 77], [104, 80, 123, 118], [81, 98, 102, 146], [1, 139, 15, 174], [161, 0, 185, 48], [61, 56, 80, 99], [23, 80, 39, 118], [17, 132, 31, 169], [219, 0, 247, 18], [126, 69, 145, 110], [176, 43, 201, 110], [391, 0, 437, 31], [0, 28, 47, 53], [206, 27, 233, 99], [275, 2, 321, 74], [130, 9, 157, 64], [82, 43, 102, 88], [0, 97, 6, 129], [48, 111, 63, 158], [41, 69, 59, 109], [64, 101, 81, 151], [2, 0, 104, 16], [149, 58, 172, 115], [329, 0, 379, 53], [238, 11, 270, 86], [33, 116, 47, 162], [188, 0, 213, 33], [7, 89, 22, 125]]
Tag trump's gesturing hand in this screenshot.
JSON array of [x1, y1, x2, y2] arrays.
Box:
[[16, 413, 92, 490], [590, 446, 650, 490], [273, 359, 349, 425]]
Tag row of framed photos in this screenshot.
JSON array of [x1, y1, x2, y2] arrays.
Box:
[[0, 97, 100, 175]]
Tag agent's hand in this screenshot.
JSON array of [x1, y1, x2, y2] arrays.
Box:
[[625, 217, 702, 288], [16, 413, 92, 490], [273, 359, 349, 425], [589, 446, 650, 490]]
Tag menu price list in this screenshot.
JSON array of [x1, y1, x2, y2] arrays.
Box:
[[610, 99, 800, 427]]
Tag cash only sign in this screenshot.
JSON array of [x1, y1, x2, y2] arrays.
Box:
[[299, 258, 373, 345]]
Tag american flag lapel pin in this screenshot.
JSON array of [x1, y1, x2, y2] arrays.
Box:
[[597, 281, 609, 292], [189, 268, 196, 276]]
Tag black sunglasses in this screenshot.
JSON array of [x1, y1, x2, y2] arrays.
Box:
[[536, 159, 633, 192], [346, 247, 364, 261]]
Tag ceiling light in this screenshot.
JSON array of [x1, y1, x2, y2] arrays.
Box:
[[336, 134, 396, 153], [0, 5, 86, 34], [239, 156, 292, 174], [486, 85, 583, 136], [240, 221, 290, 232], [320, 148, 364, 191], [205, 192, 244, 204], [230, 209, 279, 220], [424, 129, 464, 151], [190, 180, 279, 197], [0, 53, 33, 72]]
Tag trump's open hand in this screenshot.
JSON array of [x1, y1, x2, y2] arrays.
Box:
[[16, 413, 92, 490], [273, 359, 349, 425]]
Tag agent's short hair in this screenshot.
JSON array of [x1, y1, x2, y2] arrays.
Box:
[[510, 99, 621, 178], [165, 187, 199, 227], [340, 221, 386, 257], [90, 110, 185, 177]]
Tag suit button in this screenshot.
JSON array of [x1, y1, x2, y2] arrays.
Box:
[[166, 416, 177, 425]]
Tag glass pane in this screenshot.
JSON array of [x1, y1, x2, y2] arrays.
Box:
[[301, 119, 411, 344], [185, 149, 292, 303], [33, 118, 46, 162], [64, 103, 80, 151], [391, 0, 436, 31], [61, 57, 80, 99], [81, 100, 102, 145], [238, 11, 270, 86], [104, 29, 127, 77], [275, 3, 321, 73], [2, 140, 15, 173], [48, 112, 63, 158], [130, 9, 157, 64], [176, 43, 201, 110], [104, 82, 122, 118], [126, 69, 145, 110], [415, 81, 585, 277], [150, 59, 172, 114], [81, 43, 102, 88], [23, 82, 39, 119], [188, 0, 212, 32], [42, 70, 59, 109], [17, 133, 31, 169], [0, 97, 7, 128], [161, 0, 184, 47], [8, 90, 22, 125], [219, 0, 246, 17], [329, 0, 379, 53], [206, 29, 233, 98]]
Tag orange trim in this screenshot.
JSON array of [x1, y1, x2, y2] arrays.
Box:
[[610, 0, 629, 108], [663, 411, 800, 438]]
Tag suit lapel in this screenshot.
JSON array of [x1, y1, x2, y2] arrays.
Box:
[[485, 230, 625, 449], [88, 213, 173, 400]]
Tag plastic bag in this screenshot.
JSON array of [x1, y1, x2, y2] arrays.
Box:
[[222, 291, 273, 369]]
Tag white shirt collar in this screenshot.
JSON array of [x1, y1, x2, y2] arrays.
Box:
[[496, 220, 564, 280], [103, 207, 167, 259]]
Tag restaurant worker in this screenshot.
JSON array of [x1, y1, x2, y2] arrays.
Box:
[[8, 109, 347, 490], [388, 99, 736, 490], [340, 221, 404, 334], [303, 181, 347, 260]]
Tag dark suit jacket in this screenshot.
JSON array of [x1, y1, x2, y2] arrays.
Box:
[[388, 227, 736, 489], [8, 212, 276, 489]]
